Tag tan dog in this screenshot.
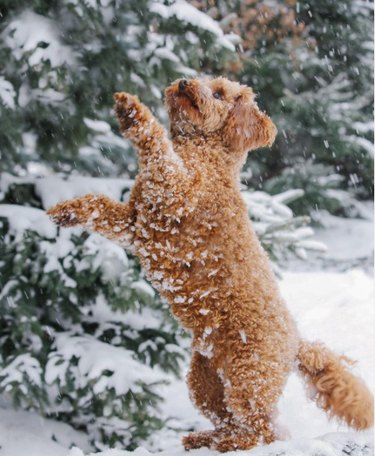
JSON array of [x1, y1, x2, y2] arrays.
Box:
[[48, 77, 373, 452]]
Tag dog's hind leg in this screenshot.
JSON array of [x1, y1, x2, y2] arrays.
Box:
[[182, 351, 233, 450], [218, 345, 291, 451]]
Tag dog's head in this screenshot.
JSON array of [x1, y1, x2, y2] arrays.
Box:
[[165, 77, 277, 154]]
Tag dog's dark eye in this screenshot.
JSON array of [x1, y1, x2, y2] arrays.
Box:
[[213, 91, 224, 100]]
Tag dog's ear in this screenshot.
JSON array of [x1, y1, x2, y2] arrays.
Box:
[[225, 93, 277, 153]]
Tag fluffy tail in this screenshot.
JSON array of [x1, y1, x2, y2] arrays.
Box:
[[297, 340, 374, 430]]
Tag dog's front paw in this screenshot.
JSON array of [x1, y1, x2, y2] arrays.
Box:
[[113, 92, 143, 131], [47, 201, 82, 227], [47, 195, 99, 228]]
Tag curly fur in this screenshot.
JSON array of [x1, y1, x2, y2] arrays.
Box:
[[48, 77, 373, 452], [297, 341, 373, 430]]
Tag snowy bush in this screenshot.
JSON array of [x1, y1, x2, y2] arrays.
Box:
[[244, 189, 326, 264], [262, 161, 372, 221], [0, 221, 185, 449], [0, 184, 186, 449]]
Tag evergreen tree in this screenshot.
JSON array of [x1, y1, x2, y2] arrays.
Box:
[[0, 176, 188, 450], [0, 182, 185, 449], [260, 0, 373, 215], [0, 0, 235, 176]]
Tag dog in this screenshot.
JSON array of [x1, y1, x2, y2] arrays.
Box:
[[48, 77, 373, 452]]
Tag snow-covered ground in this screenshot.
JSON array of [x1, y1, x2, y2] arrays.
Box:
[[285, 206, 374, 273], [0, 212, 373, 456], [0, 408, 91, 456]]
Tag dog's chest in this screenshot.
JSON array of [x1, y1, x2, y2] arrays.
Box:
[[131, 204, 228, 313], [133, 212, 214, 274]]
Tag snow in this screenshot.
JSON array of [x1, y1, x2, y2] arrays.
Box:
[[239, 329, 247, 344], [68, 431, 373, 455], [40, 236, 78, 288], [153, 47, 181, 63], [316, 212, 373, 262], [82, 233, 130, 278], [0, 172, 34, 193], [241, 190, 327, 263], [46, 333, 166, 396], [286, 208, 374, 272], [0, 354, 42, 390], [199, 309, 210, 315], [0, 408, 90, 456], [3, 10, 75, 67], [352, 121, 373, 133], [272, 189, 305, 205], [0, 173, 131, 210], [0, 204, 57, 239], [150, 0, 235, 51], [89, 294, 163, 332], [22, 131, 38, 156], [243, 190, 294, 223], [33, 175, 133, 209], [0, 77, 16, 109], [84, 118, 112, 134], [16, 78, 69, 107], [345, 135, 374, 157], [131, 280, 156, 301]]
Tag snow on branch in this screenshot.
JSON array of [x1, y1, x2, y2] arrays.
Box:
[[150, 0, 237, 50], [46, 333, 166, 396], [242, 190, 326, 264], [2, 10, 75, 67], [0, 204, 57, 239], [0, 77, 16, 109]]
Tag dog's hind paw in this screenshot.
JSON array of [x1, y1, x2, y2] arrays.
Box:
[[182, 430, 217, 450]]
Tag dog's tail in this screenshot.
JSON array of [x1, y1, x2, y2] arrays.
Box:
[[297, 340, 373, 430]]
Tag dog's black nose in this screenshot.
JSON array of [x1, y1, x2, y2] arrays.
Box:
[[179, 79, 188, 91]]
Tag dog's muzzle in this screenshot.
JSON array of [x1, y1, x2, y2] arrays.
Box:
[[179, 79, 188, 92]]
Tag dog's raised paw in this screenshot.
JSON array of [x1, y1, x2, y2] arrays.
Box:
[[47, 207, 77, 227], [113, 92, 142, 130]]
